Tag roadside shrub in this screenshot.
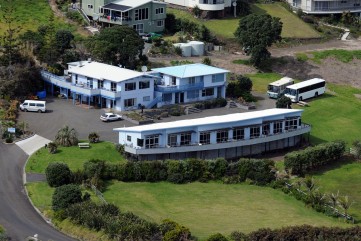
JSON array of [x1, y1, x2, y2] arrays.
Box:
[[47, 142, 58, 154], [175, 46, 182, 56], [52, 184, 82, 211], [284, 140, 346, 175], [45, 162, 72, 187], [54, 125, 78, 147], [88, 132, 100, 143]]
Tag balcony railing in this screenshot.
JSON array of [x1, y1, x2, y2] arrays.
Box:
[[155, 82, 204, 93], [124, 124, 311, 155]]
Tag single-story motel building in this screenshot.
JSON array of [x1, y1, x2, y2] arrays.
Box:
[[114, 108, 311, 160]]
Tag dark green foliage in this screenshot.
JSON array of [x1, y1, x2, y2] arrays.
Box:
[[52, 184, 82, 211], [45, 162, 72, 187], [65, 201, 161, 240], [165, 13, 180, 34], [284, 141, 346, 175], [85, 26, 144, 69], [83, 159, 107, 179], [166, 160, 185, 184], [246, 225, 361, 240], [193, 98, 227, 109], [276, 95, 292, 108], [88, 132, 100, 143], [47, 142, 58, 154], [236, 0, 251, 17], [55, 30, 74, 54], [206, 233, 228, 241], [161, 219, 192, 241], [238, 159, 276, 185], [192, 5, 202, 18], [202, 57, 212, 66], [226, 75, 253, 98], [234, 14, 282, 67]]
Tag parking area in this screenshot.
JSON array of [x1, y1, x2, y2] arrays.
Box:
[[18, 93, 276, 143]]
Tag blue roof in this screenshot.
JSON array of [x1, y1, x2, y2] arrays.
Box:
[[151, 63, 229, 78]]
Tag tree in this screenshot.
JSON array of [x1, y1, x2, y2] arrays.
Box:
[[85, 26, 145, 69], [234, 14, 282, 67], [55, 30, 74, 54], [226, 75, 253, 98], [276, 95, 292, 108], [202, 57, 212, 66], [206, 233, 228, 241], [236, 0, 251, 17], [45, 162, 72, 187], [52, 184, 82, 211], [165, 13, 180, 34], [54, 125, 78, 147]]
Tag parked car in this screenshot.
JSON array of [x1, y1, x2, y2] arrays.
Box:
[[100, 113, 122, 122], [141, 32, 162, 43], [20, 100, 46, 113]]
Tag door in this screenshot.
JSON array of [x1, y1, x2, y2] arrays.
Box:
[[217, 86, 222, 98], [180, 92, 184, 103], [175, 93, 179, 104]]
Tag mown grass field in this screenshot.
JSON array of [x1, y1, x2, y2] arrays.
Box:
[[103, 181, 350, 240], [0, 0, 78, 35], [296, 49, 361, 64], [26, 141, 125, 173], [312, 161, 361, 221], [168, 3, 320, 39], [251, 4, 321, 39]]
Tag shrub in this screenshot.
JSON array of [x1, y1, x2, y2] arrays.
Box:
[[52, 184, 82, 211], [276, 95, 292, 108], [83, 159, 107, 179], [161, 219, 192, 241], [54, 125, 78, 147], [192, 5, 202, 18], [226, 75, 253, 99], [175, 46, 182, 56], [45, 162, 72, 187], [238, 158, 276, 185], [284, 141, 346, 175], [207, 233, 228, 241], [202, 57, 212, 66], [47, 142, 58, 154], [88, 132, 100, 143]]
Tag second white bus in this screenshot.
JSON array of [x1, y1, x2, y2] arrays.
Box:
[[267, 77, 294, 99], [284, 78, 326, 102]]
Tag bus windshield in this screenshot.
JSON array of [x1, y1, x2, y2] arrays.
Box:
[[285, 88, 297, 96], [268, 85, 280, 93]]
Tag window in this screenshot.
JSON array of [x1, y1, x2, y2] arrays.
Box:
[[124, 98, 136, 107], [30, 103, 36, 107], [88, 4, 93, 9], [233, 128, 244, 140], [188, 77, 196, 85], [127, 135, 131, 141], [75, 74, 78, 81], [143, 96, 150, 101], [298, 81, 325, 94], [139, 80, 150, 89], [180, 132, 192, 146], [155, 7, 164, 14], [216, 130, 228, 143], [262, 123, 270, 136], [125, 82, 136, 91], [162, 93, 172, 102], [135, 8, 149, 21], [137, 138, 144, 147], [187, 90, 199, 99], [168, 134, 177, 147], [285, 118, 298, 131], [202, 88, 214, 97], [250, 126, 260, 139], [36, 104, 44, 107], [111, 82, 117, 92], [171, 77, 176, 85], [133, 24, 144, 34], [87, 77, 93, 88], [199, 132, 210, 144], [145, 135, 159, 149], [98, 79, 104, 89], [212, 74, 224, 83], [273, 121, 283, 134], [157, 20, 164, 27]]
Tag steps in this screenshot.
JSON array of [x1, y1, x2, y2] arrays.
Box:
[[226, 100, 238, 108], [185, 106, 202, 115]]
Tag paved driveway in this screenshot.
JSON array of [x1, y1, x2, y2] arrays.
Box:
[[18, 98, 136, 143]]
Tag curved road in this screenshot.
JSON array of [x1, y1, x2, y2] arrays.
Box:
[[0, 143, 76, 241]]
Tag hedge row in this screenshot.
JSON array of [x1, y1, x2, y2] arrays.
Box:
[[78, 158, 276, 187], [64, 201, 191, 241], [284, 141, 346, 175]]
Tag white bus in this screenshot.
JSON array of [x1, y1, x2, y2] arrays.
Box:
[[284, 78, 326, 102], [267, 77, 294, 99]]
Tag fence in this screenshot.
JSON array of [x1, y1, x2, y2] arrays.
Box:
[[91, 184, 107, 204]]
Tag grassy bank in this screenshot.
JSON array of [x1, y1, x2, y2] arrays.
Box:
[[103, 181, 349, 240], [296, 49, 361, 64], [26, 141, 125, 173]]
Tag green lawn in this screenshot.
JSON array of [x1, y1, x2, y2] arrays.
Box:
[[0, 0, 79, 35], [103, 181, 349, 240], [312, 161, 361, 221], [251, 4, 320, 39], [26, 141, 125, 173], [246, 72, 283, 93], [299, 84, 361, 145], [296, 49, 361, 64]]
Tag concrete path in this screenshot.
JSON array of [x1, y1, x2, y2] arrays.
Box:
[[15, 134, 51, 156]]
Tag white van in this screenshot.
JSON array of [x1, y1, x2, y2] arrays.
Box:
[[20, 100, 46, 113]]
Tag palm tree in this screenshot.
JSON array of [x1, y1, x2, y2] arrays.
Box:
[[303, 176, 317, 194], [54, 125, 78, 147], [338, 195, 354, 221], [328, 191, 339, 213]]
